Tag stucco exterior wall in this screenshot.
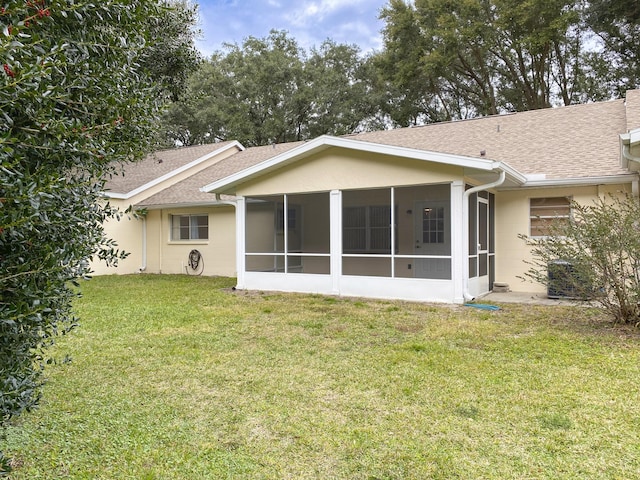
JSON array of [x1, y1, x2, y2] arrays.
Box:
[[94, 204, 236, 277], [90, 199, 143, 275], [236, 148, 463, 196], [495, 183, 632, 293], [143, 205, 236, 277]]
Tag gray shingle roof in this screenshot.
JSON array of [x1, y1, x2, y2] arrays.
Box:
[[349, 98, 629, 179], [117, 92, 639, 208], [136, 142, 304, 207], [104, 142, 236, 195]]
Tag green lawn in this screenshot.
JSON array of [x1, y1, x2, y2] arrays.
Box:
[[4, 275, 640, 479]]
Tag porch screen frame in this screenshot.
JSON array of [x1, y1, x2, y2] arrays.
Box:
[[341, 184, 453, 280], [244, 193, 330, 274]]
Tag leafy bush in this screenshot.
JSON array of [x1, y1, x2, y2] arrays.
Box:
[[521, 194, 640, 325], [0, 0, 197, 436]]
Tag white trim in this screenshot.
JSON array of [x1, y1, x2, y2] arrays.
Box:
[[330, 190, 342, 294], [136, 201, 234, 210], [200, 135, 527, 193], [450, 181, 465, 304], [235, 197, 246, 289], [500, 174, 638, 189], [104, 141, 244, 200]]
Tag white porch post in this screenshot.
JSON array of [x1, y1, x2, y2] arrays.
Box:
[[451, 181, 465, 304], [330, 190, 342, 295], [235, 196, 246, 290]]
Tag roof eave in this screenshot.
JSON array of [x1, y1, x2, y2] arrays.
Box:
[[133, 200, 235, 210], [201, 135, 528, 194], [103, 141, 245, 199], [498, 173, 639, 190]]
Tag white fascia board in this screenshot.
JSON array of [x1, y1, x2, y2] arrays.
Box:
[[200, 135, 526, 193], [135, 200, 233, 210], [493, 161, 528, 185], [102, 141, 245, 200], [499, 173, 638, 190]]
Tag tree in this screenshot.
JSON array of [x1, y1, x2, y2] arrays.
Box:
[[521, 195, 640, 325], [143, 0, 201, 102], [587, 0, 640, 97], [162, 31, 381, 147], [0, 0, 198, 468], [376, 0, 610, 125], [305, 40, 380, 137]]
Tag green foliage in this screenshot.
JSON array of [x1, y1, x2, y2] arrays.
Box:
[[521, 194, 640, 325], [587, 0, 640, 97], [376, 0, 633, 126], [162, 30, 381, 147], [0, 0, 197, 435]]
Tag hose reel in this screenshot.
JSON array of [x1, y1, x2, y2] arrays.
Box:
[[186, 249, 204, 275]]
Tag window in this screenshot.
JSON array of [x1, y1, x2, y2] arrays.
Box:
[[530, 197, 571, 237], [343, 205, 394, 253], [171, 214, 208, 240], [275, 204, 298, 231], [421, 206, 446, 244]]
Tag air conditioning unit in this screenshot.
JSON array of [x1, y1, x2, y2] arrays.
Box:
[[547, 259, 581, 299]]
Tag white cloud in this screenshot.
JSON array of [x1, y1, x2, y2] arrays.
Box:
[[286, 0, 365, 26], [195, 0, 385, 55]]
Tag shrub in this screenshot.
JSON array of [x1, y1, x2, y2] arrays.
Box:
[[521, 194, 640, 325]]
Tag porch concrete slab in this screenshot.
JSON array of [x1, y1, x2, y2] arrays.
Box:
[[481, 291, 579, 306]]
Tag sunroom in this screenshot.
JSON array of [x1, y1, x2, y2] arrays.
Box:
[[203, 136, 524, 303]]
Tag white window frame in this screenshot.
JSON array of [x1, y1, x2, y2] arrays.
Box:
[[170, 214, 209, 241]]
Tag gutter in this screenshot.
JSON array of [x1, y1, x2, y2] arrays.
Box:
[[462, 169, 507, 302], [214, 193, 238, 208], [139, 216, 147, 272], [620, 134, 640, 198], [622, 143, 640, 166]]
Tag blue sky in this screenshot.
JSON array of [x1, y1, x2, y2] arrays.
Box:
[[194, 0, 390, 58]]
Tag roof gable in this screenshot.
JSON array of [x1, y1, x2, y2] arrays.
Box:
[[104, 141, 243, 199], [200, 135, 528, 194]]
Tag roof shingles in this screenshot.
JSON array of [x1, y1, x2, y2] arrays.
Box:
[[119, 93, 638, 208], [104, 143, 235, 195]]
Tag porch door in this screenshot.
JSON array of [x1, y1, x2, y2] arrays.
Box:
[[414, 201, 451, 279], [468, 190, 495, 296], [476, 196, 490, 293]]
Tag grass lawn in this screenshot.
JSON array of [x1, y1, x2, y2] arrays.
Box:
[[4, 274, 640, 479]]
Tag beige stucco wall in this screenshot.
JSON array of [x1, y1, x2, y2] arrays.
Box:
[[495, 183, 632, 293], [236, 148, 463, 196], [90, 199, 144, 275], [144, 205, 236, 277], [93, 204, 236, 277]]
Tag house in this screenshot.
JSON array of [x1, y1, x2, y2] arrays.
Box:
[[98, 90, 640, 304]]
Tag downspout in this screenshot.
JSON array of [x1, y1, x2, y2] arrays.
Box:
[[215, 194, 241, 287], [622, 144, 640, 198], [462, 169, 506, 302], [215, 193, 237, 208], [139, 215, 147, 272]]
